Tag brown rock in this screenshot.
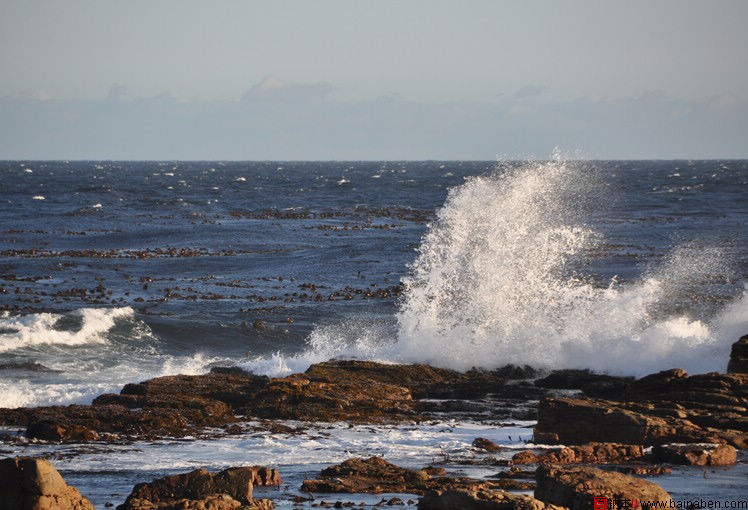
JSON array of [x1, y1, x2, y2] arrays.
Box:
[[535, 370, 633, 399], [418, 488, 566, 510], [511, 451, 541, 464], [534, 397, 746, 448], [651, 443, 737, 466], [612, 465, 672, 476], [535, 465, 673, 510], [513, 444, 644, 466], [118, 466, 277, 510], [301, 457, 525, 496], [473, 437, 502, 452], [727, 335, 748, 374], [0, 456, 94, 510]]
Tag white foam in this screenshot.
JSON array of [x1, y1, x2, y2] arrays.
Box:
[[245, 156, 746, 377], [32, 195, 45, 200], [0, 307, 135, 353]]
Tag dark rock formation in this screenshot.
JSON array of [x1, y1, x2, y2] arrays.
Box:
[[301, 457, 533, 495], [651, 443, 737, 466], [727, 335, 748, 373], [419, 489, 565, 510], [117, 466, 279, 510], [511, 443, 645, 465], [535, 465, 672, 510], [473, 437, 502, 452], [0, 360, 551, 441], [534, 368, 747, 449], [0, 456, 94, 510], [535, 370, 633, 399]]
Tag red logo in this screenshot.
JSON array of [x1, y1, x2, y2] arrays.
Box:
[[594, 497, 608, 510]]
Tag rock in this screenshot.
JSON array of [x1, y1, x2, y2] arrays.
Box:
[[534, 397, 746, 448], [473, 437, 502, 452], [26, 421, 100, 442], [117, 466, 278, 510], [0, 456, 94, 510], [611, 465, 672, 476], [651, 443, 737, 466], [534, 370, 633, 398], [511, 451, 541, 464], [301, 457, 525, 495], [727, 335, 748, 373], [535, 465, 673, 510], [0, 360, 549, 442], [418, 488, 565, 510], [301, 457, 430, 494], [512, 444, 645, 465]]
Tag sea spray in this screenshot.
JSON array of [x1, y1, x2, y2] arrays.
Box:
[[0, 307, 137, 353], [0, 307, 230, 407], [246, 157, 746, 376], [393, 158, 743, 374]]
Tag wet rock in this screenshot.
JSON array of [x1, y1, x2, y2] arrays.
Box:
[[727, 335, 748, 374], [511, 444, 645, 465], [611, 465, 672, 476], [473, 437, 502, 452], [301, 457, 525, 496], [651, 443, 737, 466], [511, 451, 540, 465], [301, 457, 430, 494], [418, 489, 565, 510], [117, 466, 278, 510], [532, 368, 633, 400], [0, 456, 94, 510], [535, 465, 673, 510], [534, 397, 746, 448], [26, 421, 100, 442]]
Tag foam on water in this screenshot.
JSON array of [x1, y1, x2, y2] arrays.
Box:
[[0, 307, 232, 407], [0, 307, 135, 353], [247, 156, 746, 377]]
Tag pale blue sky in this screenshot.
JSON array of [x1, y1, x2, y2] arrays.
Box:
[[1, 0, 747, 159]]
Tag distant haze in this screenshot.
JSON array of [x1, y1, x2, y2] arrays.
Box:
[[1, 0, 747, 159]]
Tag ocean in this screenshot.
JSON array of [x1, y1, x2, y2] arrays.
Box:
[[1, 158, 746, 507]]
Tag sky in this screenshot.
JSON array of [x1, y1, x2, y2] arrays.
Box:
[[1, 0, 747, 160]]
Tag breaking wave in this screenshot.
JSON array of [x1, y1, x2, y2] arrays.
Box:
[[246, 156, 746, 376], [0, 307, 231, 407], [0, 307, 137, 353]]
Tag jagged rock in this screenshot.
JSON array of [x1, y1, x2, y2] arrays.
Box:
[[611, 465, 672, 476], [0, 360, 546, 441], [26, 421, 100, 442], [535, 370, 633, 399], [727, 335, 748, 374], [0, 456, 94, 510], [117, 466, 278, 510], [121, 494, 273, 509], [511, 451, 540, 464], [301, 457, 532, 495], [512, 443, 645, 465], [651, 443, 737, 466], [534, 397, 746, 448], [418, 488, 566, 510], [473, 437, 502, 452], [535, 465, 673, 510]]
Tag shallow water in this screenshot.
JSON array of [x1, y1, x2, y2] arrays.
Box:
[[2, 421, 746, 508]]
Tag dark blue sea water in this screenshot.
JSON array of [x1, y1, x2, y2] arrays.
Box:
[[1, 159, 747, 509], [0, 159, 746, 406]]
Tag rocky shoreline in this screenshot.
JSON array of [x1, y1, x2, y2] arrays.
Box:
[[1, 334, 746, 509]]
